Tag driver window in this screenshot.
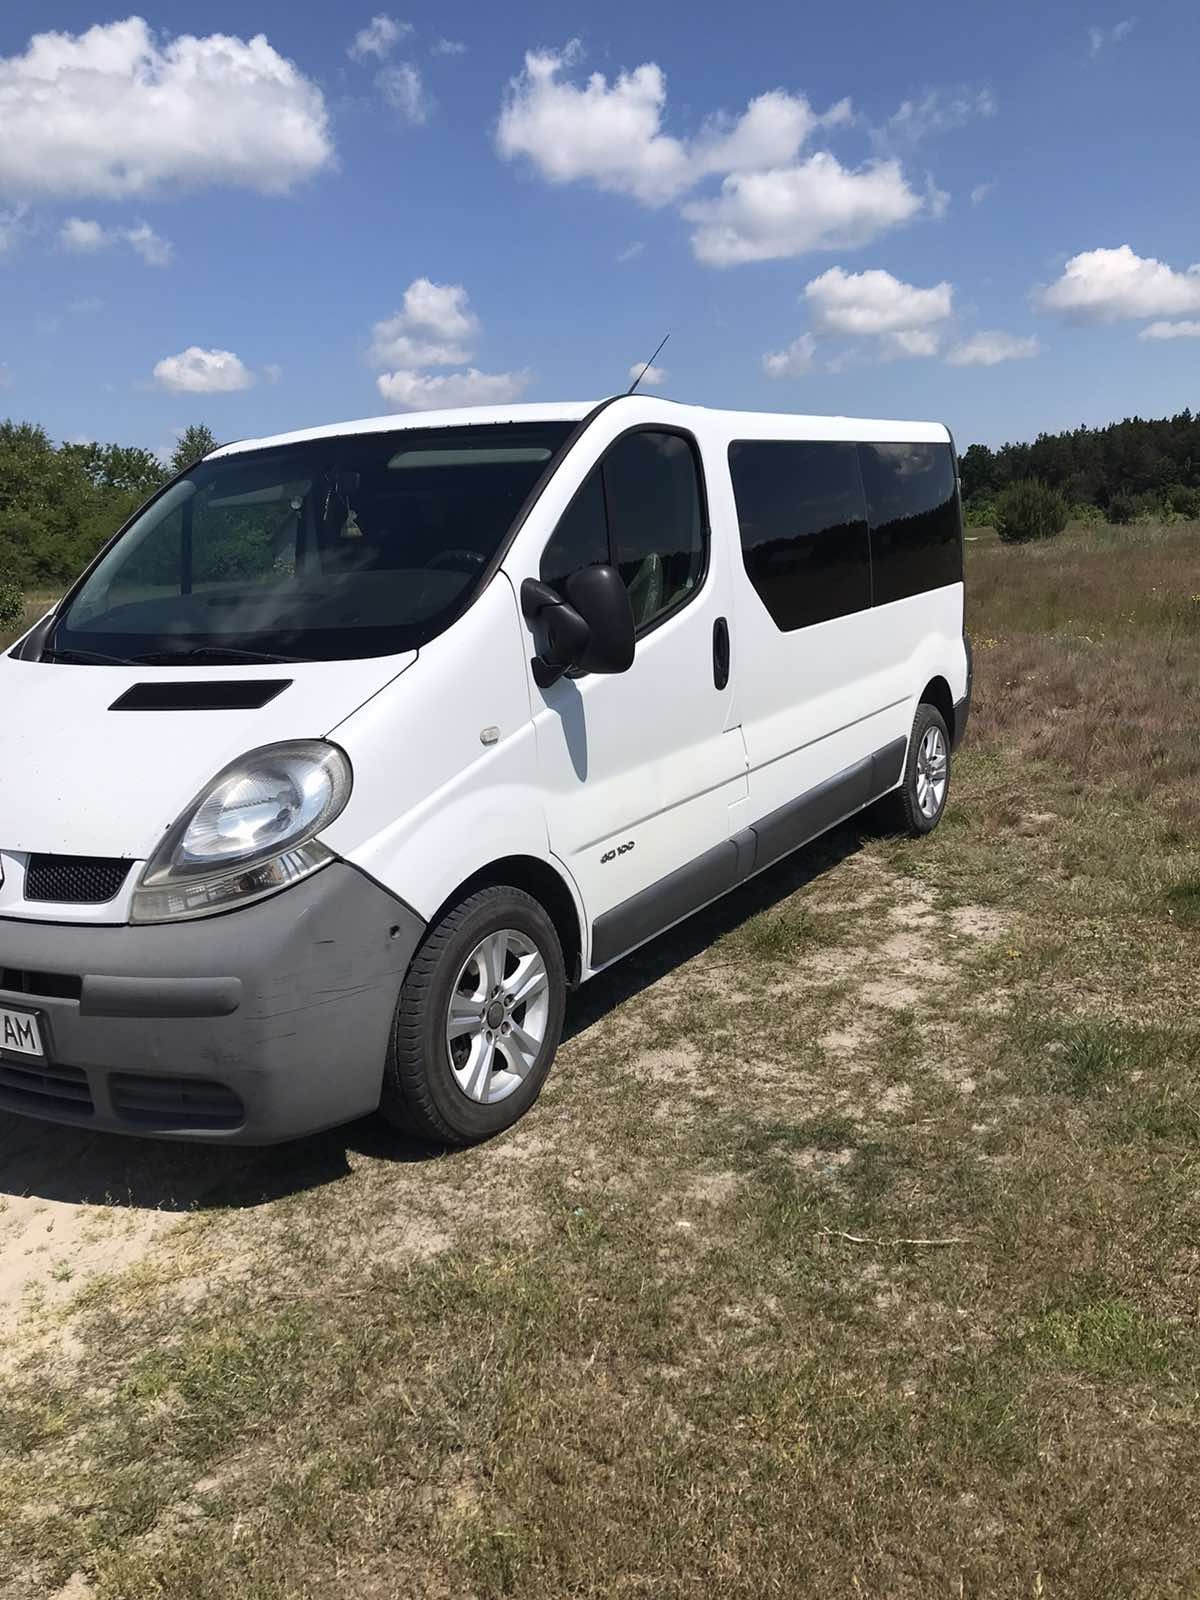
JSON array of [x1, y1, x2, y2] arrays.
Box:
[[539, 430, 706, 635]]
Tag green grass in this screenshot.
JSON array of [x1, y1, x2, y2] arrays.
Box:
[[4, 523, 1200, 1598]]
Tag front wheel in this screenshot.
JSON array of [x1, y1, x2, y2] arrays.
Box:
[[880, 703, 951, 837], [380, 885, 566, 1145]]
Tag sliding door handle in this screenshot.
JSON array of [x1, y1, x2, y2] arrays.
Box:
[[712, 616, 730, 690]]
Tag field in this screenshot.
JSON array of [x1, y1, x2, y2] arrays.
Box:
[[2, 523, 1199, 1599]]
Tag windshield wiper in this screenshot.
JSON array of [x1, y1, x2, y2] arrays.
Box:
[[132, 646, 311, 665], [43, 647, 134, 666]]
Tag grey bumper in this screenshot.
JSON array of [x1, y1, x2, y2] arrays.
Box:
[[0, 863, 425, 1144]]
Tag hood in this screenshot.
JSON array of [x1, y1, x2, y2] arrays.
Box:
[[0, 652, 415, 859]]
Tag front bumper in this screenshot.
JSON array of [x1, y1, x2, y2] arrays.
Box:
[[0, 863, 425, 1144]]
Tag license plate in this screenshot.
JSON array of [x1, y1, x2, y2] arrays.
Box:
[[0, 1006, 44, 1058]]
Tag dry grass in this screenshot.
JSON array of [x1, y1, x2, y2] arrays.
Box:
[[2, 524, 1200, 1600]]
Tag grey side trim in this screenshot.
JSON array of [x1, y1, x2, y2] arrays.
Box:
[[589, 734, 909, 971], [871, 736, 907, 795], [752, 755, 872, 874], [951, 696, 969, 751], [591, 836, 740, 970], [80, 975, 243, 1018]]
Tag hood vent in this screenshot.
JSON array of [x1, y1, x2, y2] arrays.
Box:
[[109, 679, 292, 711]]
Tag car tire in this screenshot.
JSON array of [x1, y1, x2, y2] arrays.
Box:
[[880, 702, 952, 837], [380, 885, 566, 1146]]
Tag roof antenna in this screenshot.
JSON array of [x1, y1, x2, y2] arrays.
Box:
[[627, 333, 670, 395]]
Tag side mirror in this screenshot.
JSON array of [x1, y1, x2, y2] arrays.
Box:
[[521, 566, 635, 688], [565, 565, 635, 675]]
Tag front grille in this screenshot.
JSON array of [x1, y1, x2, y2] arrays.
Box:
[[25, 855, 133, 905], [0, 1059, 93, 1116], [0, 967, 82, 1001], [109, 1073, 244, 1131]]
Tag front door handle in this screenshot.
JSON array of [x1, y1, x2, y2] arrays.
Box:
[[712, 616, 730, 690]]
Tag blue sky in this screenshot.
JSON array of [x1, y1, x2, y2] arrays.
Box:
[[1, 0, 1198, 455]]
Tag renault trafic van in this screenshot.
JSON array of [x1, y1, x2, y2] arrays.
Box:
[[0, 397, 970, 1145]]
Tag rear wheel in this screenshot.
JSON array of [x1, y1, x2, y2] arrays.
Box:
[[380, 885, 566, 1145], [880, 702, 951, 837]]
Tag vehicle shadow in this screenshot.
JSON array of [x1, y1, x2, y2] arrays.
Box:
[[561, 818, 865, 1039], [0, 820, 869, 1215]]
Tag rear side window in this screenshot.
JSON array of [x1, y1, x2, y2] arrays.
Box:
[[859, 442, 961, 605], [728, 440, 870, 631], [540, 429, 706, 634]]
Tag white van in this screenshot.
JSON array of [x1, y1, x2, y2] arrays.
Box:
[[0, 397, 970, 1145]]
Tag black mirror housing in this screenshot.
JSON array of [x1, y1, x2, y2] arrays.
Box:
[[520, 567, 635, 687], [564, 565, 635, 675]]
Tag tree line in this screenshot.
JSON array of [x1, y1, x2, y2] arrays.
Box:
[[960, 409, 1200, 524], [0, 420, 216, 589]]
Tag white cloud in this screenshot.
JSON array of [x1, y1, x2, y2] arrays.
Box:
[[369, 277, 479, 366], [376, 62, 431, 124], [763, 333, 817, 378], [768, 265, 953, 372], [349, 15, 411, 61], [496, 45, 692, 205], [804, 265, 952, 335], [946, 331, 1041, 366], [0, 17, 332, 199], [369, 278, 526, 411], [685, 155, 927, 266], [1038, 245, 1200, 322], [1139, 319, 1200, 340], [496, 43, 936, 266], [970, 181, 994, 206], [617, 240, 644, 262], [432, 38, 467, 57], [883, 327, 942, 358], [59, 216, 173, 266], [124, 221, 173, 266], [496, 43, 831, 207], [59, 216, 108, 252], [1089, 19, 1135, 55], [376, 368, 531, 410], [152, 347, 256, 394], [880, 87, 996, 147], [628, 361, 667, 386]]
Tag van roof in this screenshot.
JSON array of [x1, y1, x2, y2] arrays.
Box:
[[210, 397, 950, 458]]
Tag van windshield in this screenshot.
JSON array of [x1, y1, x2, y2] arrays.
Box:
[[50, 423, 575, 663]]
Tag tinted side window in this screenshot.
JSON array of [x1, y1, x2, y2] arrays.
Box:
[[603, 431, 705, 631], [540, 467, 608, 595], [540, 430, 707, 634], [859, 442, 961, 605], [728, 440, 870, 630]]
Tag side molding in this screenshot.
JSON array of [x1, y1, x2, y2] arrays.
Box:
[[590, 735, 909, 971]]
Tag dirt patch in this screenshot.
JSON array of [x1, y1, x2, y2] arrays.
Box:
[[0, 1189, 177, 1346], [950, 905, 1008, 940]]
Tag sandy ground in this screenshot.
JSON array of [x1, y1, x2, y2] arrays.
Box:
[[0, 844, 1006, 1368]]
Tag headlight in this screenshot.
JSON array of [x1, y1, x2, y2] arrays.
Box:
[[131, 740, 352, 923]]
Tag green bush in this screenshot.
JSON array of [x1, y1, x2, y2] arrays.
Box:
[[0, 580, 22, 627], [1164, 483, 1200, 519], [1107, 491, 1138, 525], [995, 478, 1069, 544], [962, 497, 997, 528]]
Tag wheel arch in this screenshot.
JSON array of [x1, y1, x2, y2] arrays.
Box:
[[918, 675, 956, 744], [427, 855, 584, 986]]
